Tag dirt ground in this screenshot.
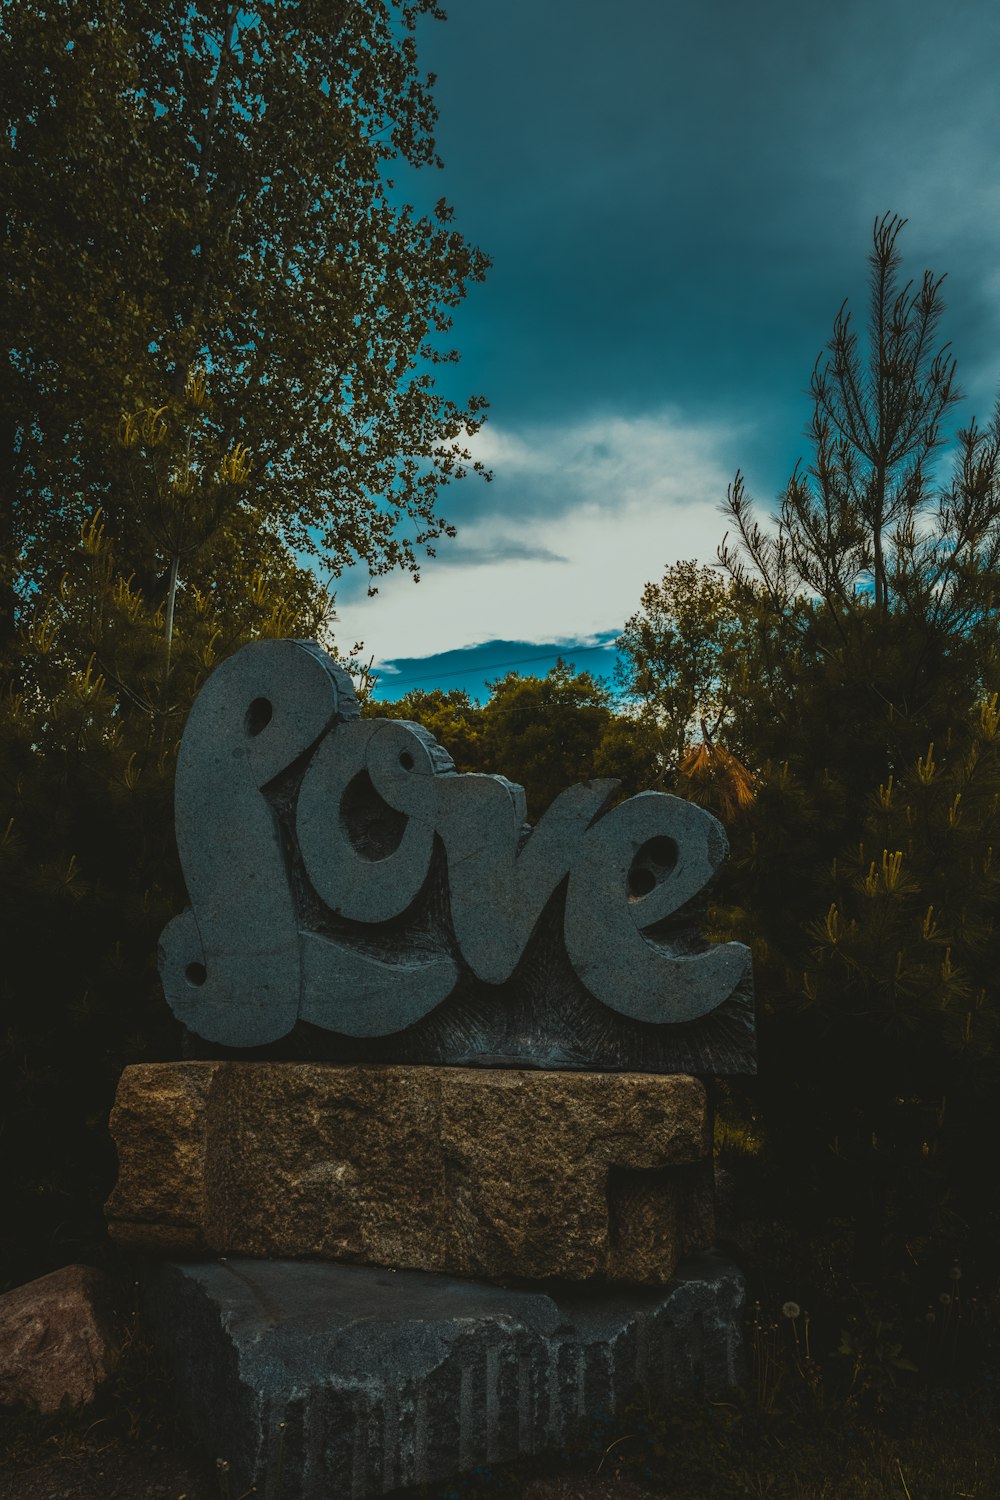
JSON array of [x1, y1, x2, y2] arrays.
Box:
[[0, 1433, 656, 1500], [0, 1439, 220, 1500]]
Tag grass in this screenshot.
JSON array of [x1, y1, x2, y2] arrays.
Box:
[[7, 1322, 999, 1500], [403, 1179, 1000, 1500], [402, 1290, 1000, 1500], [391, 1391, 1000, 1500]]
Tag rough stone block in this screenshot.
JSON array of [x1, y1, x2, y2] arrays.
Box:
[[0, 1265, 123, 1413], [142, 1253, 747, 1499], [107, 1062, 714, 1283]]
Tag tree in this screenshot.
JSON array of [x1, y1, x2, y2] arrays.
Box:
[[0, 387, 336, 1284], [718, 213, 1000, 785], [618, 559, 750, 780], [0, 0, 491, 671], [723, 212, 964, 616], [624, 216, 1000, 1306], [478, 662, 659, 816], [708, 215, 1000, 987], [364, 685, 485, 769], [364, 665, 661, 818], [0, 0, 490, 1281]]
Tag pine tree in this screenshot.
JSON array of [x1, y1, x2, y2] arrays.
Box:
[[623, 216, 1000, 1294]]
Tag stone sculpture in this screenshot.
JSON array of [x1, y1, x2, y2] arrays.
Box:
[[110, 635, 755, 1496], [159, 638, 755, 1071]]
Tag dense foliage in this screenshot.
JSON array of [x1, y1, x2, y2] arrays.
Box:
[[0, 0, 489, 1284], [0, 0, 490, 661], [366, 661, 660, 815], [621, 216, 1000, 1311]]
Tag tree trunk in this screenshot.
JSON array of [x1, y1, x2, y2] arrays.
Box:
[[0, 403, 22, 688], [164, 552, 180, 676], [873, 520, 885, 612]]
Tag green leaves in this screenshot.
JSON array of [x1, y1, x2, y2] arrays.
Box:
[[617, 559, 750, 780], [364, 665, 662, 819], [625, 217, 1000, 1295], [0, 0, 490, 1281], [0, 0, 490, 657]]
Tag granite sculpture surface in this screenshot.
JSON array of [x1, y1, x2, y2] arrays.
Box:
[[159, 638, 755, 1072]]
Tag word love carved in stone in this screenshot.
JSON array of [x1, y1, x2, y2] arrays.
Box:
[[159, 639, 750, 1051]]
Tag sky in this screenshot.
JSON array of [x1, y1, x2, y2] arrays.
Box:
[[332, 0, 1000, 702]]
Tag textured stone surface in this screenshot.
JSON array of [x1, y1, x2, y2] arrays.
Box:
[[142, 1253, 747, 1499], [0, 1265, 122, 1412], [160, 638, 755, 1073], [107, 1063, 714, 1282], [158, 638, 358, 1049]]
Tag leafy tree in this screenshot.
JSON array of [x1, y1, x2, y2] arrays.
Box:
[[618, 559, 751, 779], [364, 685, 485, 770], [365, 664, 661, 817], [478, 662, 659, 816], [590, 709, 669, 800], [0, 449, 328, 1285], [0, 0, 490, 673], [0, 0, 489, 1281]]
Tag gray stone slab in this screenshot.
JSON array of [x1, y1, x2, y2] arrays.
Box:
[[163, 639, 755, 1073], [141, 1253, 747, 1498]]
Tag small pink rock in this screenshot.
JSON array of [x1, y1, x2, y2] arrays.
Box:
[[0, 1264, 123, 1412]]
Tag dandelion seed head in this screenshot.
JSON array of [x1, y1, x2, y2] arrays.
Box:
[[939, 1292, 952, 1306], [782, 1301, 801, 1319]]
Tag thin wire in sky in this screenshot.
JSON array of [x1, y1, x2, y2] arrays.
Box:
[[376, 639, 620, 691]]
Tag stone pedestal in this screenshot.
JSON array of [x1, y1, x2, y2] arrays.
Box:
[[107, 1063, 714, 1283], [142, 1253, 747, 1500], [108, 639, 755, 1498]]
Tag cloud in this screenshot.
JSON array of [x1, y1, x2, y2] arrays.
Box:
[[333, 407, 744, 664], [432, 536, 569, 568], [464, 411, 741, 514]]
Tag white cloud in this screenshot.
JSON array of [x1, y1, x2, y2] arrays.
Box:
[[332, 407, 745, 664]]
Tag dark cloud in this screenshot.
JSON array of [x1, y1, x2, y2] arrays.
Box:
[[373, 635, 622, 705], [407, 0, 1000, 438], [341, 0, 1000, 678]]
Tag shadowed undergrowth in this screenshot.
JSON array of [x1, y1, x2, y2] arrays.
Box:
[[3, 1236, 1000, 1500]]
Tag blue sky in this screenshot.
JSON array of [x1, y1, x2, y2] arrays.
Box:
[[332, 0, 1000, 702]]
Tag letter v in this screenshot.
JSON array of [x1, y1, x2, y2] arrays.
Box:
[[435, 777, 619, 984]]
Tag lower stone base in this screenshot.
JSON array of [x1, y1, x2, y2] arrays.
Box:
[[142, 1253, 747, 1499]]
